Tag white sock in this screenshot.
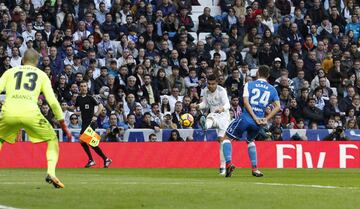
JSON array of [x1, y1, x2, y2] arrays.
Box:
[[220, 141, 225, 169]]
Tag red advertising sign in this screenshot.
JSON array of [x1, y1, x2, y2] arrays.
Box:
[[0, 142, 359, 168]]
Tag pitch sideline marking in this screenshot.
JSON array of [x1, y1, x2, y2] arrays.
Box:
[[0, 205, 21, 209], [254, 182, 359, 190]]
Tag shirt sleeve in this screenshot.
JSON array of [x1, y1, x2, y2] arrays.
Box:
[[198, 90, 207, 110], [91, 95, 100, 105], [243, 82, 249, 98], [271, 86, 280, 103], [0, 71, 8, 93], [41, 74, 64, 120], [221, 88, 231, 111]]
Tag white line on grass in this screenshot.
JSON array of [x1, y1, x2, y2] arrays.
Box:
[[0, 204, 21, 209], [254, 182, 359, 190]]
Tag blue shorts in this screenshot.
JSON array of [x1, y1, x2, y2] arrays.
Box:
[[226, 116, 260, 142]]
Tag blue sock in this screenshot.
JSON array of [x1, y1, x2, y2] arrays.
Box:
[[248, 142, 257, 169], [222, 140, 232, 165]]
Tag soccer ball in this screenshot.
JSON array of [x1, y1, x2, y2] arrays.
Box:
[[180, 113, 194, 127]]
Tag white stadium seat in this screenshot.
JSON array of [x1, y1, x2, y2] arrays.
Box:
[[188, 32, 198, 42], [198, 32, 211, 42]]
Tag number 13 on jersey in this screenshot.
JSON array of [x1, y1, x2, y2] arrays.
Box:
[[14, 71, 38, 91]]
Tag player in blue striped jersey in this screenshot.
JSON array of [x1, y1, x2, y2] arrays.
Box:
[[223, 65, 281, 177]]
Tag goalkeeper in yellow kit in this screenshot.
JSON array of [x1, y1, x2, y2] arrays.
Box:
[[0, 49, 72, 189]]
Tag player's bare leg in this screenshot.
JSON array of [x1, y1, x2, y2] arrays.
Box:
[[45, 139, 64, 188]]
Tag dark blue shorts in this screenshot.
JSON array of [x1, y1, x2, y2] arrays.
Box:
[[226, 116, 261, 142]]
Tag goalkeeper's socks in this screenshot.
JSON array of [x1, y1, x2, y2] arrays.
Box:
[[248, 142, 257, 168], [47, 140, 59, 177], [80, 142, 93, 161], [92, 146, 107, 161], [222, 139, 232, 165]]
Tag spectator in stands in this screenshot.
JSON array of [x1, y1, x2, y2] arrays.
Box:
[[97, 108, 109, 129], [222, 8, 238, 32], [124, 93, 139, 116], [178, 8, 194, 32], [148, 133, 157, 142], [289, 97, 302, 121], [233, 0, 245, 18], [104, 94, 116, 113], [123, 113, 135, 129], [274, 69, 295, 96], [41, 103, 56, 128], [303, 97, 324, 126], [10, 47, 21, 67], [310, 69, 330, 91], [229, 96, 241, 119], [345, 14, 360, 42], [271, 127, 283, 141], [292, 69, 306, 98], [339, 85, 356, 112], [0, 56, 11, 76], [61, 101, 73, 126], [159, 95, 170, 114], [323, 95, 343, 120], [172, 101, 184, 128], [103, 108, 122, 129], [277, 16, 291, 38], [278, 86, 292, 111], [68, 114, 81, 129], [168, 129, 184, 141], [269, 114, 285, 133], [133, 104, 144, 125], [224, 68, 243, 98], [312, 87, 326, 111], [198, 7, 216, 33], [148, 103, 161, 124], [244, 45, 259, 69], [259, 42, 276, 67], [243, 27, 257, 49], [159, 0, 177, 17], [169, 67, 186, 96], [346, 118, 358, 129], [138, 112, 160, 131], [351, 94, 360, 115], [161, 112, 177, 129]]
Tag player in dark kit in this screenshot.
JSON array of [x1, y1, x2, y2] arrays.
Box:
[[75, 81, 112, 168]]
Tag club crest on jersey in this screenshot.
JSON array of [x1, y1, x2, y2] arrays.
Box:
[[85, 104, 89, 109], [38, 119, 47, 127]]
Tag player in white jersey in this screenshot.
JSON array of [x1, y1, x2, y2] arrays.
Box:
[[195, 74, 231, 175]]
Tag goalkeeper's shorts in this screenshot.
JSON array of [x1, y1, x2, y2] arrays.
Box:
[[0, 112, 57, 143]]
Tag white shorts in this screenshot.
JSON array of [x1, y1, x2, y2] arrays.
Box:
[[206, 112, 230, 137]]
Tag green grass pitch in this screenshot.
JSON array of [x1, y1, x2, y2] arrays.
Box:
[[0, 168, 360, 209]]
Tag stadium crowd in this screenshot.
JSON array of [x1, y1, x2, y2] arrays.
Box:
[[0, 0, 360, 141]]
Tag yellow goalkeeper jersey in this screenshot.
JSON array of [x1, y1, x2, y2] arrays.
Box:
[[0, 65, 63, 120]]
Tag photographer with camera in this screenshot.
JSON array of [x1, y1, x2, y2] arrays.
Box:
[[323, 126, 349, 141], [105, 125, 125, 142]]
